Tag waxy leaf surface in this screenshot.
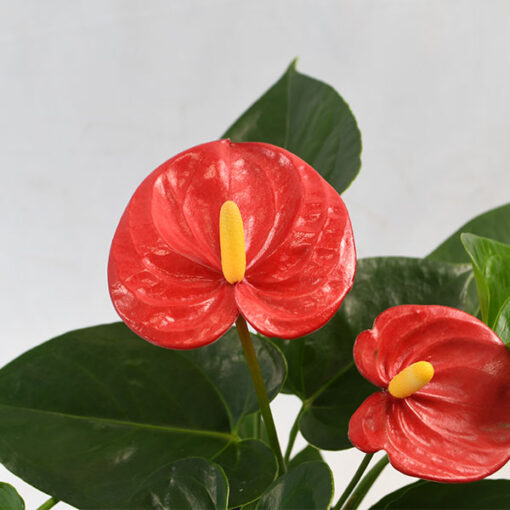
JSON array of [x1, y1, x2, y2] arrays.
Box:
[[0, 482, 24, 510], [214, 440, 276, 508], [131, 457, 228, 510], [0, 324, 284, 508], [223, 60, 362, 194], [255, 461, 333, 510], [428, 202, 510, 263], [370, 479, 510, 509], [494, 297, 510, 348], [287, 445, 323, 471], [272, 257, 476, 450], [461, 233, 510, 327]]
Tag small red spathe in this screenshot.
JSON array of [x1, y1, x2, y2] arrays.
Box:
[[108, 140, 356, 349], [349, 305, 510, 482]]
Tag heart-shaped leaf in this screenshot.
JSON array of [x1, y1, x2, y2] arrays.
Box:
[[461, 233, 510, 326], [0, 323, 284, 508], [0, 482, 24, 510], [287, 446, 323, 471], [131, 457, 228, 510], [272, 257, 476, 450], [428, 202, 510, 263], [370, 479, 510, 509], [255, 461, 333, 510], [223, 60, 362, 194]]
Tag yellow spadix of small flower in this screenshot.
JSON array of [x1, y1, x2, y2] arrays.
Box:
[[388, 361, 434, 399], [219, 201, 246, 284]]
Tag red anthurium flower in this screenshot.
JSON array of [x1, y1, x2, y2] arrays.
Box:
[[349, 305, 510, 482], [108, 140, 355, 349]]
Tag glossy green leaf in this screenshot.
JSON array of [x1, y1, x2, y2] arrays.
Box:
[[131, 457, 228, 510], [0, 482, 24, 510], [185, 331, 286, 425], [273, 257, 476, 450], [428, 202, 510, 263], [223, 59, 362, 194], [494, 296, 510, 348], [370, 479, 510, 509], [255, 461, 333, 510], [287, 446, 323, 471], [214, 440, 276, 508], [461, 233, 510, 326], [0, 323, 283, 509]]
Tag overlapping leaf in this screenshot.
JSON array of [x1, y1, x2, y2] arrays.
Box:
[[0, 482, 24, 510], [461, 233, 510, 328], [370, 479, 510, 509], [254, 461, 333, 510], [272, 257, 477, 450], [131, 458, 228, 510], [0, 324, 285, 508], [223, 60, 362, 194], [428, 202, 510, 263]]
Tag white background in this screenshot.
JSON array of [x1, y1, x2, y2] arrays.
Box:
[[1, 1, 510, 508]]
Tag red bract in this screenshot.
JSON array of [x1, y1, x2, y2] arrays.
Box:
[[108, 140, 356, 349], [349, 305, 510, 482]]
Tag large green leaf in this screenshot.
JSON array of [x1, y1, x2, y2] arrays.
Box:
[[0, 482, 24, 510], [0, 323, 284, 509], [131, 457, 228, 510], [428, 202, 510, 263], [255, 461, 333, 510], [461, 233, 510, 327], [273, 257, 476, 450], [370, 479, 510, 509], [223, 60, 362, 194]]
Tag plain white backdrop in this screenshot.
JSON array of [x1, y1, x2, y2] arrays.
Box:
[[1, 1, 510, 508]]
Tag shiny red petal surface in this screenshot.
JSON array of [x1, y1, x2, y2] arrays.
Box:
[[235, 149, 356, 338], [108, 142, 241, 349], [109, 140, 355, 346], [350, 305, 510, 481]]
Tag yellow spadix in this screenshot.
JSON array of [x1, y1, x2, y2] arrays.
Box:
[[388, 361, 434, 399], [219, 201, 246, 284]]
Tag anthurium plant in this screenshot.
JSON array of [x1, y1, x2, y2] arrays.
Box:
[[1, 61, 509, 510]]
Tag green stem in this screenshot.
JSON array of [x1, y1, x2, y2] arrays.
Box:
[[342, 455, 389, 510], [235, 316, 286, 474], [284, 405, 304, 464], [37, 497, 59, 510], [255, 410, 262, 440], [332, 453, 373, 510]]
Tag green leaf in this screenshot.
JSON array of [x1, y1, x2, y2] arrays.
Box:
[[0, 323, 284, 509], [287, 446, 323, 471], [370, 479, 510, 509], [214, 440, 277, 508], [461, 233, 510, 326], [223, 59, 362, 194], [273, 257, 476, 450], [0, 482, 24, 510], [428, 202, 510, 263], [255, 461, 333, 510], [131, 457, 228, 510], [493, 296, 510, 348]]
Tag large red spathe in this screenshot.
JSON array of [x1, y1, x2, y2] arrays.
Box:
[[349, 305, 510, 482], [108, 140, 356, 349]]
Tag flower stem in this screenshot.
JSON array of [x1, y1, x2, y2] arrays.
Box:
[[332, 453, 373, 510], [342, 455, 389, 510], [37, 497, 59, 510], [235, 315, 286, 474], [284, 405, 304, 464]]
